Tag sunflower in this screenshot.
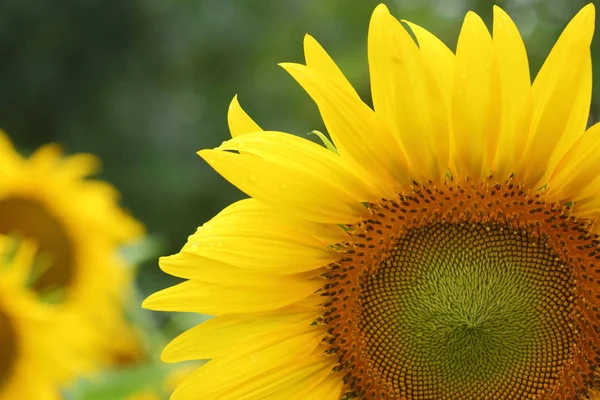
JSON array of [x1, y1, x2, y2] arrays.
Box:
[[0, 237, 83, 400], [0, 134, 143, 373], [144, 4, 600, 399]]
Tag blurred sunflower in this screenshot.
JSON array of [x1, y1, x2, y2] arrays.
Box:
[[0, 237, 80, 400], [145, 4, 600, 400], [0, 134, 143, 373]]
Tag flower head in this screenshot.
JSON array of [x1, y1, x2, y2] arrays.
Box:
[[0, 237, 86, 399], [0, 134, 143, 373], [145, 4, 600, 399]]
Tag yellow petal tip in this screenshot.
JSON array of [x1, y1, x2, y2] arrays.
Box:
[[303, 34, 318, 61], [140, 295, 156, 310], [142, 288, 175, 311], [573, 3, 595, 32], [278, 62, 304, 73], [228, 94, 240, 108], [458, 10, 490, 43], [160, 347, 177, 363], [373, 3, 390, 16], [197, 148, 212, 159], [492, 5, 507, 17], [464, 10, 483, 23], [582, 2, 596, 15], [303, 33, 315, 44]]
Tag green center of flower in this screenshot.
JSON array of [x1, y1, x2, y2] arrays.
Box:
[[0, 309, 17, 389], [0, 197, 74, 301], [359, 222, 575, 398]]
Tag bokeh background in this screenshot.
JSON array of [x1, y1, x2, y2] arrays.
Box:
[[1, 0, 598, 398]]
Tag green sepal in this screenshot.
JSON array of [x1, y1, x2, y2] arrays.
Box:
[[308, 131, 338, 154]]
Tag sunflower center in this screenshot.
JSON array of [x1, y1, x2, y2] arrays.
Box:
[[323, 182, 600, 399], [360, 222, 574, 398], [0, 197, 75, 300], [0, 309, 17, 389]]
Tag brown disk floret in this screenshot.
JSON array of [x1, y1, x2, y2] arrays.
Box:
[[320, 180, 600, 400]]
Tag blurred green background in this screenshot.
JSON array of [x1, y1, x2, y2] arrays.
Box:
[[1, 0, 598, 397]]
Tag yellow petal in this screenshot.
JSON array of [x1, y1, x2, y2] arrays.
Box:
[[308, 373, 344, 400], [452, 11, 500, 180], [547, 123, 600, 203], [213, 198, 346, 245], [281, 62, 411, 195], [520, 4, 595, 187], [303, 34, 359, 99], [548, 124, 600, 216], [0, 132, 23, 175], [199, 131, 371, 223], [235, 356, 335, 400], [492, 6, 533, 181], [368, 4, 450, 182], [142, 278, 321, 315], [176, 199, 339, 275], [260, 358, 335, 400], [172, 341, 334, 400], [402, 20, 454, 109], [162, 308, 318, 361], [160, 253, 281, 284], [59, 153, 101, 179], [179, 228, 336, 275], [29, 143, 63, 170], [228, 95, 262, 137], [172, 334, 323, 398], [574, 194, 600, 218]]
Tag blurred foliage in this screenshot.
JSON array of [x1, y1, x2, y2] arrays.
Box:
[[0, 0, 598, 397]]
